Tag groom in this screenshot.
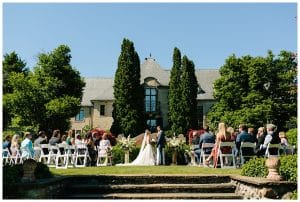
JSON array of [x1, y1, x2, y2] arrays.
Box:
[[156, 126, 166, 165]]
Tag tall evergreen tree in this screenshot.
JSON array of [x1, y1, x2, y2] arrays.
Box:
[[168, 47, 184, 134], [111, 39, 145, 137], [180, 56, 199, 132]]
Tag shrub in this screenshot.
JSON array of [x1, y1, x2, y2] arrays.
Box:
[[34, 162, 53, 179], [3, 164, 23, 184], [292, 190, 297, 200], [241, 155, 297, 183], [111, 144, 140, 164], [279, 154, 297, 183], [241, 157, 268, 177], [286, 128, 297, 148]]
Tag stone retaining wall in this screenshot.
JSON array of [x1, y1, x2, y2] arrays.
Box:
[[230, 175, 297, 199]]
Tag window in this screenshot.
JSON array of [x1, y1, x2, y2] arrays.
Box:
[[147, 119, 157, 132], [75, 109, 85, 121], [100, 105, 105, 116], [197, 105, 204, 127], [145, 88, 157, 112]]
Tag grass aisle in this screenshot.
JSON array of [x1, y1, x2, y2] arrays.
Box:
[[50, 166, 241, 176]]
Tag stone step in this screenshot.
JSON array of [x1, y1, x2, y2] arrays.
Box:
[[67, 175, 231, 185], [69, 183, 236, 194], [64, 193, 243, 199]]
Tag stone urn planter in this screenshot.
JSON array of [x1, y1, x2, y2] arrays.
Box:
[[124, 150, 130, 164], [22, 159, 37, 182], [265, 156, 282, 181], [171, 149, 178, 165]]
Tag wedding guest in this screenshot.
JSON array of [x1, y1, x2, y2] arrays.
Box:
[[66, 129, 75, 145], [235, 124, 255, 157], [34, 131, 47, 147], [255, 127, 266, 156], [20, 132, 35, 159], [248, 127, 257, 143], [199, 125, 215, 158], [75, 133, 82, 145], [85, 133, 96, 166], [279, 132, 289, 146], [205, 122, 232, 168], [99, 133, 111, 156], [61, 135, 68, 145], [10, 134, 20, 157], [3, 135, 11, 150], [49, 129, 61, 145], [260, 124, 280, 155]]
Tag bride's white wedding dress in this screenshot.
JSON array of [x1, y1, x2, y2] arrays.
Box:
[[118, 132, 156, 166]]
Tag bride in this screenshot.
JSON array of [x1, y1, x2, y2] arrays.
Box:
[[128, 129, 156, 166]]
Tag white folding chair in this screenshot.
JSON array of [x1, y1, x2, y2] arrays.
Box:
[[66, 145, 76, 167], [240, 142, 256, 165], [96, 146, 112, 166], [74, 144, 89, 167], [34, 146, 42, 162], [218, 142, 236, 168], [2, 148, 12, 165], [55, 144, 69, 169], [280, 145, 295, 155], [48, 145, 59, 167], [10, 149, 23, 165], [265, 143, 281, 157], [201, 143, 215, 167], [40, 144, 51, 164]]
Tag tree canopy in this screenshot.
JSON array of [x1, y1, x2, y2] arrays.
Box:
[[4, 45, 85, 132], [207, 51, 297, 131], [111, 38, 145, 136]]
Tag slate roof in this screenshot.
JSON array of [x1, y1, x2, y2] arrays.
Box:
[[81, 58, 220, 106]]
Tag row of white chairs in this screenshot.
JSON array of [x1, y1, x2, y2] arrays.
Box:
[[2, 143, 113, 169], [192, 142, 295, 168]]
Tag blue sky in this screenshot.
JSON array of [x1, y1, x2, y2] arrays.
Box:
[[3, 3, 297, 77]]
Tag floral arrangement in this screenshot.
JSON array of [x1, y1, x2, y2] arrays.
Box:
[[118, 135, 136, 151], [167, 136, 185, 149]]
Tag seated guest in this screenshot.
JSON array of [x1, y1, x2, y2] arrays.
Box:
[[260, 124, 280, 155], [3, 135, 11, 150], [66, 129, 75, 145], [20, 132, 35, 159], [199, 125, 215, 155], [99, 133, 111, 156], [34, 131, 47, 147], [235, 124, 255, 157], [205, 123, 232, 168], [49, 129, 61, 145], [85, 133, 96, 166], [255, 127, 266, 156], [248, 127, 257, 143], [61, 135, 68, 145], [75, 133, 82, 145], [279, 131, 289, 146], [10, 134, 20, 157]]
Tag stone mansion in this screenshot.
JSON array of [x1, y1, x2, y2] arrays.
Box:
[[70, 57, 220, 134]]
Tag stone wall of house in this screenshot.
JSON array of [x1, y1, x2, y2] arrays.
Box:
[[92, 100, 114, 130], [70, 106, 92, 134], [197, 100, 217, 126]]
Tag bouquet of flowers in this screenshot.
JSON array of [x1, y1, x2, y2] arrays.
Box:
[[167, 136, 185, 149], [118, 135, 136, 151]]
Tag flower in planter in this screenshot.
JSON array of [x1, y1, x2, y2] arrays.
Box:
[[118, 135, 136, 151]]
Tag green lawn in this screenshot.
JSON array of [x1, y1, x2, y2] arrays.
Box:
[[50, 166, 241, 176]]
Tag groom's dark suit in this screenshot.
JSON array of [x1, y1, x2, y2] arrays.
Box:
[[157, 130, 166, 165]]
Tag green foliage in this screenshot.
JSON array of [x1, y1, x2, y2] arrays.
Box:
[[180, 56, 198, 131], [111, 143, 140, 165], [286, 128, 297, 148], [207, 51, 297, 131], [5, 45, 85, 132], [82, 125, 92, 134], [241, 155, 297, 183], [279, 154, 297, 183], [292, 190, 297, 200], [34, 162, 53, 179], [241, 157, 268, 177], [3, 164, 23, 184], [168, 47, 185, 134], [111, 39, 145, 136], [3, 52, 28, 129]]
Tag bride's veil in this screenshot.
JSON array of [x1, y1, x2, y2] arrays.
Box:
[[130, 131, 147, 165]]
